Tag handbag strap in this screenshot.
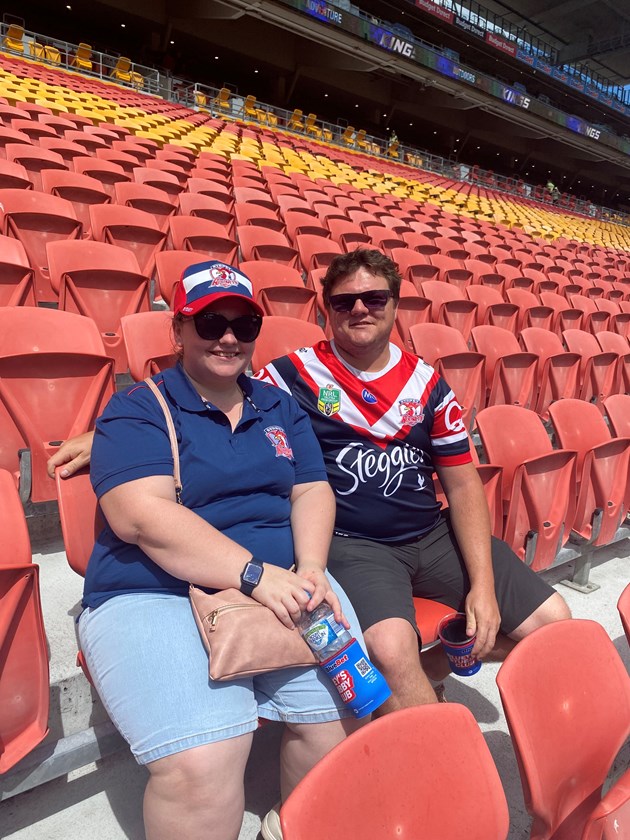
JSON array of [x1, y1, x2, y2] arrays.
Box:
[[144, 377, 183, 505]]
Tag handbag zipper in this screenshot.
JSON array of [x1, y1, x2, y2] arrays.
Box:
[[208, 602, 262, 629]]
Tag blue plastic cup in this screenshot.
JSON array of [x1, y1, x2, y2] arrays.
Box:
[[320, 638, 392, 718], [437, 612, 482, 677]]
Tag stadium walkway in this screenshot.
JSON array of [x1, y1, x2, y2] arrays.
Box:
[[1, 523, 629, 840]]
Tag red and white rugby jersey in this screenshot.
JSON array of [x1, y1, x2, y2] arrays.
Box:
[[254, 340, 472, 542]]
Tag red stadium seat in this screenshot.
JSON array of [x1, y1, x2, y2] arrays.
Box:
[[47, 240, 150, 374], [114, 181, 177, 234], [120, 311, 177, 382], [505, 288, 554, 332], [393, 296, 432, 353], [409, 322, 485, 431], [5, 143, 68, 192], [41, 169, 110, 239], [178, 193, 236, 238], [476, 405, 577, 570], [90, 203, 167, 277], [581, 772, 630, 840], [618, 583, 630, 648], [497, 620, 630, 840], [603, 394, 630, 438], [471, 325, 538, 410], [0, 189, 82, 304], [295, 234, 343, 273], [283, 209, 330, 245], [418, 280, 477, 341], [562, 329, 620, 407], [170, 216, 239, 265], [55, 467, 103, 577], [238, 226, 299, 269], [155, 249, 210, 307], [73, 156, 131, 200], [0, 306, 115, 502], [539, 291, 584, 335], [326, 218, 371, 251], [466, 285, 519, 332], [596, 331, 630, 393], [280, 705, 509, 840], [238, 259, 318, 323], [0, 158, 32, 190], [548, 399, 630, 547], [95, 147, 142, 175], [234, 203, 285, 233], [133, 166, 184, 199], [0, 234, 35, 306], [251, 316, 326, 371], [519, 328, 581, 419]]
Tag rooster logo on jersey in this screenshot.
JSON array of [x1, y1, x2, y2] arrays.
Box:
[[398, 398, 424, 427], [264, 426, 294, 459]]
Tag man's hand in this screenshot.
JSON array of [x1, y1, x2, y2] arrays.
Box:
[[464, 587, 501, 659], [47, 431, 95, 479]]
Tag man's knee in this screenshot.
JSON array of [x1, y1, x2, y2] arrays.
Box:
[[363, 618, 421, 675], [510, 592, 571, 640]]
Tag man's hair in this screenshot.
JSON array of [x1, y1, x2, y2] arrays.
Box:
[[321, 249, 402, 306]]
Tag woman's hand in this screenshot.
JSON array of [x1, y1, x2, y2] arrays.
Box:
[[47, 432, 95, 479], [251, 564, 316, 629], [296, 566, 350, 630]]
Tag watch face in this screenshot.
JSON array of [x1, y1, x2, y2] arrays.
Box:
[[242, 563, 263, 585]]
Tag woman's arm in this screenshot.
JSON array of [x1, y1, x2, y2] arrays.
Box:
[[100, 475, 316, 628], [289, 479, 349, 627]]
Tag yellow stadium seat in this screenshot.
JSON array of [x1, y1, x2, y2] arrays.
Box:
[[71, 42, 92, 71], [305, 113, 322, 139], [44, 46, 62, 65], [243, 94, 258, 120], [340, 126, 356, 146], [30, 42, 47, 61], [111, 56, 132, 83], [2, 24, 24, 54], [387, 139, 400, 158], [287, 109, 305, 131], [355, 128, 368, 150], [212, 88, 231, 114], [322, 127, 333, 143], [130, 71, 144, 90], [194, 92, 208, 108]]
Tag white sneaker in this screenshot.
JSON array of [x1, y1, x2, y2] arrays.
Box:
[[261, 801, 283, 840]]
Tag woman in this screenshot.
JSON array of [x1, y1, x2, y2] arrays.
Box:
[[79, 259, 364, 840]]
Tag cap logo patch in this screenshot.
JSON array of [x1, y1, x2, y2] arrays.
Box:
[[209, 264, 238, 288]]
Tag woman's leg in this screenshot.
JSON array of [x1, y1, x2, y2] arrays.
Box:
[[279, 718, 363, 800], [144, 734, 253, 840]]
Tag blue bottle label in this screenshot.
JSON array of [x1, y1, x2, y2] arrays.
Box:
[[303, 615, 344, 651], [322, 639, 392, 718]]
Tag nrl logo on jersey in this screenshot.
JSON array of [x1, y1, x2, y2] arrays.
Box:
[[398, 398, 424, 426], [318, 384, 341, 416]]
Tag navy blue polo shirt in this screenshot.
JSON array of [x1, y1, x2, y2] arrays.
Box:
[[83, 364, 328, 608]]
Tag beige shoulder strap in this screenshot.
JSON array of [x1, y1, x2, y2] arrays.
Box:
[[144, 377, 183, 504]]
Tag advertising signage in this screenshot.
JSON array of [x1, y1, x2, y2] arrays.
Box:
[[369, 24, 416, 59]]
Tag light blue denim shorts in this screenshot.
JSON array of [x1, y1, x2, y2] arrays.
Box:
[[78, 573, 364, 765]]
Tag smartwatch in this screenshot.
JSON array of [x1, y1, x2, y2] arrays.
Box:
[[240, 558, 264, 596]]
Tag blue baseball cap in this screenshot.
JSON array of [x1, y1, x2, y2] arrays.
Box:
[[173, 260, 264, 317]]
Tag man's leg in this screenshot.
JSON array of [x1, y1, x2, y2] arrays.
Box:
[[364, 617, 438, 712], [327, 535, 440, 711]]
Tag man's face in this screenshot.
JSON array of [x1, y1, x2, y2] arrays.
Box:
[[326, 267, 397, 357]]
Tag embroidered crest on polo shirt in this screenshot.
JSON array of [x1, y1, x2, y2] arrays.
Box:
[[264, 426, 294, 458], [398, 398, 424, 426], [209, 263, 238, 287], [317, 384, 341, 417]]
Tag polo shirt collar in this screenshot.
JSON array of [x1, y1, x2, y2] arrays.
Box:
[[159, 363, 282, 415]]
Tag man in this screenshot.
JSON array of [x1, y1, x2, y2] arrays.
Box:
[[49, 249, 570, 712]]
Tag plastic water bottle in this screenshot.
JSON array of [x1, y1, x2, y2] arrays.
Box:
[[297, 600, 391, 718]]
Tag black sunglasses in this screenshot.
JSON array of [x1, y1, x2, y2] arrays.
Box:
[[191, 311, 263, 342], [328, 290, 395, 313]]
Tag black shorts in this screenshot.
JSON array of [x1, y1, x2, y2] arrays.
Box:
[[327, 515, 556, 643]]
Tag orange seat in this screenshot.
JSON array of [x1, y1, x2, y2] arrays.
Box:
[[39, 137, 92, 166], [504, 287, 555, 332], [476, 405, 577, 571], [0, 158, 33, 190], [283, 210, 330, 246], [133, 167, 184, 199], [295, 233, 343, 274], [603, 394, 630, 438], [170, 216, 238, 265], [63, 130, 110, 156], [326, 218, 371, 252], [238, 260, 317, 324], [114, 181, 177, 234], [568, 294, 611, 336], [251, 316, 326, 371], [0, 515, 48, 773], [155, 249, 210, 307], [145, 157, 188, 186], [178, 193, 236, 238], [0, 307, 115, 502], [418, 280, 477, 342], [280, 704, 509, 840], [562, 329, 620, 407], [466, 285, 519, 332], [73, 157, 131, 201], [539, 291, 584, 335], [238, 226, 299, 269], [581, 773, 630, 840], [497, 619, 630, 840], [90, 203, 167, 277], [41, 169, 111, 239], [596, 330, 630, 393], [234, 203, 285, 233], [95, 148, 143, 176], [47, 240, 150, 375], [0, 234, 35, 306], [518, 326, 581, 415], [472, 325, 538, 410], [548, 399, 630, 547], [4, 143, 68, 192], [410, 322, 485, 431], [393, 296, 432, 353], [618, 582, 630, 648], [0, 189, 82, 304], [120, 311, 177, 382]]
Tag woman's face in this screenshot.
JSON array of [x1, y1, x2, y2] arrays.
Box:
[[174, 298, 258, 389]]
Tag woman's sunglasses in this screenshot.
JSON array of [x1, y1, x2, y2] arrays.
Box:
[[328, 290, 394, 313], [191, 311, 263, 342]]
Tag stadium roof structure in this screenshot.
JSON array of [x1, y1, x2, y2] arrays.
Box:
[[481, 0, 630, 86]]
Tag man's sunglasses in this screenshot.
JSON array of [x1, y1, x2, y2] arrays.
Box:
[[191, 311, 263, 342], [328, 290, 395, 313]]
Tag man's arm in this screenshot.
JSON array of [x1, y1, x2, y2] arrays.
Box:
[[47, 431, 95, 479], [434, 461, 500, 658]]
